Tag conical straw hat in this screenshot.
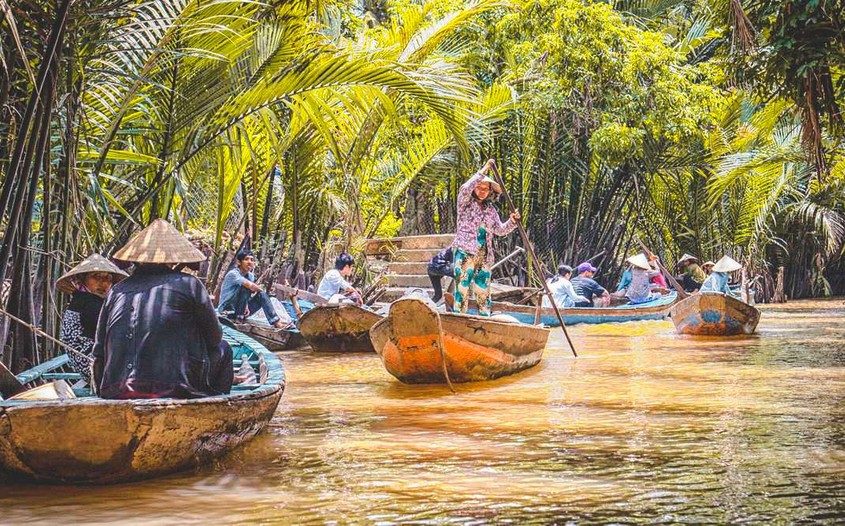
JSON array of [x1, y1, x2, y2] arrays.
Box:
[[479, 175, 502, 194], [56, 254, 128, 294], [702, 260, 716, 269], [677, 253, 698, 265], [113, 218, 206, 264], [712, 255, 742, 273], [626, 253, 651, 270]]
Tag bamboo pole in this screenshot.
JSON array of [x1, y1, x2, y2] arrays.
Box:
[[489, 162, 577, 357], [0, 307, 92, 362]]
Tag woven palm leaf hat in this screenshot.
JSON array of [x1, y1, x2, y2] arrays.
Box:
[[113, 218, 206, 265], [712, 255, 742, 273], [677, 253, 698, 266], [478, 175, 502, 194], [56, 254, 129, 294], [702, 260, 716, 270], [626, 253, 651, 270]]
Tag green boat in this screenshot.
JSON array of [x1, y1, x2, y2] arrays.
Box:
[[0, 326, 284, 484]]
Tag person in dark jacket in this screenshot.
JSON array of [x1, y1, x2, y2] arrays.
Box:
[[427, 247, 454, 304], [92, 219, 232, 399], [57, 254, 128, 382]]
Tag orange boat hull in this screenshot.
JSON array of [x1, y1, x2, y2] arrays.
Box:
[[370, 298, 550, 384]]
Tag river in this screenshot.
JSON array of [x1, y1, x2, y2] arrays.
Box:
[[2, 299, 844, 524]]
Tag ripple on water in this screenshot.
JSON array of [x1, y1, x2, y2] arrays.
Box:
[[1, 300, 844, 523]]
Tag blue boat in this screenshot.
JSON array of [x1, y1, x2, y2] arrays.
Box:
[[485, 291, 678, 326], [668, 292, 760, 335]]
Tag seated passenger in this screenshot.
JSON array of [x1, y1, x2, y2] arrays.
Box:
[[625, 253, 661, 304], [677, 253, 706, 292], [218, 250, 288, 328], [543, 264, 588, 308], [615, 266, 632, 295], [571, 262, 610, 307], [92, 219, 233, 399], [702, 260, 715, 275], [56, 254, 127, 382], [317, 253, 363, 305], [648, 256, 669, 289], [700, 255, 742, 298]]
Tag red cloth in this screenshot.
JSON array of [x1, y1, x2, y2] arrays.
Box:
[[651, 273, 668, 288]]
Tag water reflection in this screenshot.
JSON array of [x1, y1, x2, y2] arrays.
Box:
[[2, 300, 844, 523]]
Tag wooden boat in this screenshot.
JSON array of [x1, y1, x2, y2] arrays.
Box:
[[220, 318, 308, 351], [0, 327, 284, 484], [370, 297, 550, 384], [298, 303, 383, 352], [487, 291, 678, 326], [489, 283, 540, 304], [669, 292, 760, 335]]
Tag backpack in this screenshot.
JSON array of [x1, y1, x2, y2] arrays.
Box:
[[427, 247, 454, 277]]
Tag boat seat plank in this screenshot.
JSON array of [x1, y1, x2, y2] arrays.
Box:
[[16, 355, 71, 384], [42, 373, 84, 381]]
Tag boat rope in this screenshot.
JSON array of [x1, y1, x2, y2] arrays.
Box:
[[433, 309, 455, 394], [0, 307, 94, 363]]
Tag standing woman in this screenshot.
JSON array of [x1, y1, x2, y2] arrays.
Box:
[[56, 254, 128, 382], [452, 159, 520, 316]]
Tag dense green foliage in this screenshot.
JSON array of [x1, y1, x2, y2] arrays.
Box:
[[1, 0, 843, 367]]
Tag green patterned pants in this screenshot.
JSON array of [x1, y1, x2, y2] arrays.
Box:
[[453, 248, 491, 316]]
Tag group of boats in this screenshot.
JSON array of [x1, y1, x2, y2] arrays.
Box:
[[0, 285, 760, 485]]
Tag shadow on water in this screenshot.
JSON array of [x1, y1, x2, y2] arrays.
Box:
[[2, 300, 845, 523]]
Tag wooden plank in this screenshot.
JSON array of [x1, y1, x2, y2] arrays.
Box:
[[14, 355, 71, 386]]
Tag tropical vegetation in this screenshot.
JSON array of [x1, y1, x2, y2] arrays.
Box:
[[1, 0, 843, 369]]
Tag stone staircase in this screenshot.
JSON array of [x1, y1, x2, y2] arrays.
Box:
[[365, 234, 454, 301]]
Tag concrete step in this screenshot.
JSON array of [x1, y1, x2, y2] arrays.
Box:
[[365, 234, 454, 255], [399, 234, 454, 250], [394, 248, 442, 263], [386, 274, 434, 288], [386, 261, 429, 274]]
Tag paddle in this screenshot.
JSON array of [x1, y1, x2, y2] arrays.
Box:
[[489, 161, 578, 357], [271, 284, 328, 306], [634, 239, 689, 300], [490, 246, 525, 271]]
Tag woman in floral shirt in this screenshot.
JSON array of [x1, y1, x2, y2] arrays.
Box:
[[56, 254, 127, 382], [452, 159, 520, 315]]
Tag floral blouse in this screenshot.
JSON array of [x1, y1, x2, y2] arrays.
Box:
[[60, 291, 103, 382], [451, 170, 516, 267]]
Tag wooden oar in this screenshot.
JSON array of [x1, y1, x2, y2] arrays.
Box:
[[585, 250, 606, 263], [271, 284, 328, 306], [490, 162, 578, 357], [634, 239, 689, 300], [490, 246, 525, 271]]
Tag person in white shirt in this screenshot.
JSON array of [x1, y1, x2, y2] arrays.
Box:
[[317, 253, 363, 305], [543, 264, 588, 308]]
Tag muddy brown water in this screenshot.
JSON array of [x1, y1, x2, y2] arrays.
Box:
[[2, 299, 844, 524]]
